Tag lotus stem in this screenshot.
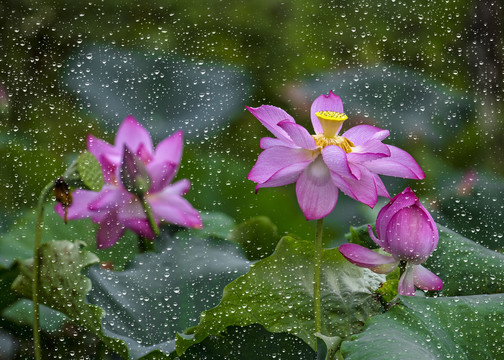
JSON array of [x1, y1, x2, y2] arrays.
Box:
[[314, 218, 324, 336]]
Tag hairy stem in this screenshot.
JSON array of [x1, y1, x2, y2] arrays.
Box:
[[33, 181, 56, 360]]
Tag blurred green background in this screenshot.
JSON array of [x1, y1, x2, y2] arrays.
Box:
[[0, 0, 503, 356]]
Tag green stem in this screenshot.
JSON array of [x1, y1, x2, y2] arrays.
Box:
[[138, 236, 155, 253], [314, 218, 324, 336], [33, 181, 55, 360], [140, 195, 160, 237]]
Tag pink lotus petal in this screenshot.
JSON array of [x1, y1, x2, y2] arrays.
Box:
[[54, 189, 100, 220], [376, 187, 418, 239], [146, 162, 178, 193], [310, 91, 344, 135], [321, 145, 355, 179], [149, 193, 203, 229], [364, 145, 425, 180], [153, 130, 184, 166], [87, 134, 117, 164], [413, 265, 443, 291], [341, 125, 390, 146], [295, 157, 338, 220], [246, 105, 295, 144], [247, 146, 314, 184], [347, 139, 391, 163], [339, 243, 398, 274], [117, 196, 145, 221], [340, 164, 378, 208], [398, 262, 416, 296], [89, 186, 125, 211], [259, 137, 296, 150], [255, 161, 311, 191], [123, 218, 155, 239], [115, 115, 154, 155], [87, 135, 120, 183], [166, 178, 191, 195], [278, 120, 317, 150], [136, 142, 154, 164], [96, 212, 125, 249], [385, 205, 438, 263]]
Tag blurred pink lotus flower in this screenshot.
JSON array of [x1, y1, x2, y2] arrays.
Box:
[[339, 187, 442, 296], [246, 91, 425, 220], [56, 116, 202, 248]]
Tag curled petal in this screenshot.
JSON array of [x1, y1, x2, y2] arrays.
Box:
[[310, 91, 344, 134], [339, 243, 399, 274], [398, 262, 416, 296], [246, 105, 295, 143], [413, 265, 443, 291], [368, 225, 384, 249], [296, 156, 338, 220], [115, 115, 154, 155], [248, 147, 314, 184], [278, 120, 317, 150], [365, 145, 425, 180], [341, 125, 390, 146]]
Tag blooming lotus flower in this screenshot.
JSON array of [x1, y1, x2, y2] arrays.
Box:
[[56, 116, 202, 248], [246, 91, 425, 220], [339, 187, 442, 296]]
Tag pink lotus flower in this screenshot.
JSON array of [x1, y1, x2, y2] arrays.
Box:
[[56, 116, 202, 248], [339, 187, 442, 296], [246, 91, 425, 220]]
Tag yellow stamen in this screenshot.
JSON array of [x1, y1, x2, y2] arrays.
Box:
[[312, 134, 354, 153], [315, 111, 348, 138]]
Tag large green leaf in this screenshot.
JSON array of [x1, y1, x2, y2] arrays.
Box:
[[64, 46, 251, 141], [176, 236, 385, 355], [11, 240, 130, 357], [85, 231, 250, 359], [436, 170, 504, 251], [179, 324, 314, 360], [340, 294, 504, 359], [347, 224, 504, 296], [425, 224, 504, 296]]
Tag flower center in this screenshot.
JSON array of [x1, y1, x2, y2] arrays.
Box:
[[312, 110, 353, 152], [312, 134, 354, 153], [315, 111, 348, 137]]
